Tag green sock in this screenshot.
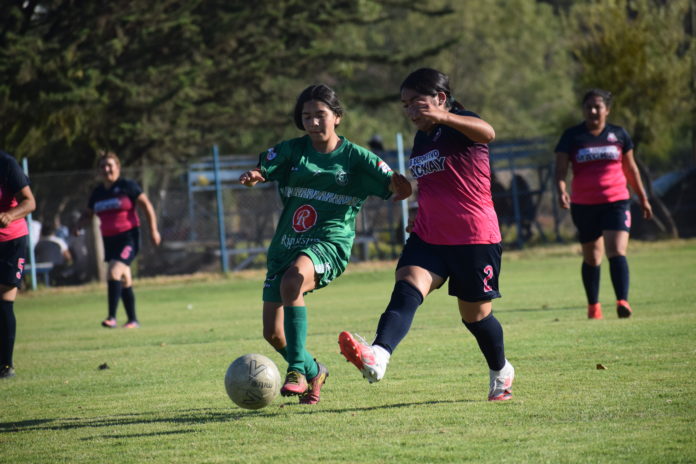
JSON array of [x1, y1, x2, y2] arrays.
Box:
[[282, 306, 318, 378], [274, 345, 318, 379]]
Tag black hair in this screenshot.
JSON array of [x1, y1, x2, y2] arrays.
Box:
[[293, 84, 344, 131], [400, 67, 464, 111], [582, 88, 613, 108]]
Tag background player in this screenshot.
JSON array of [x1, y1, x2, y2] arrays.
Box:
[[239, 84, 411, 405], [0, 150, 36, 378], [82, 151, 161, 328], [555, 89, 652, 319], [339, 68, 515, 401]]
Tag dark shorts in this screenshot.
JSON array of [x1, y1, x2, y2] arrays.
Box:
[[396, 233, 502, 302], [103, 227, 140, 265], [0, 235, 28, 288], [570, 200, 631, 243]]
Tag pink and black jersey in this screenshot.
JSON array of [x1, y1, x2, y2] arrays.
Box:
[[0, 151, 30, 242], [409, 109, 501, 245], [88, 178, 142, 237], [555, 122, 633, 205]]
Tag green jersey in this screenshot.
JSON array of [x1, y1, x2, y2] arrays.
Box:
[[259, 135, 393, 283]]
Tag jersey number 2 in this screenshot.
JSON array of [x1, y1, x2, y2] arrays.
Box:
[[482, 265, 494, 292]]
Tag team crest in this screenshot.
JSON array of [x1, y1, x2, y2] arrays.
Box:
[[335, 170, 349, 186], [607, 132, 618, 143], [292, 204, 318, 233], [266, 148, 277, 161]]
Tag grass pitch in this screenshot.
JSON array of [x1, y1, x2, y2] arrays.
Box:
[[1, 240, 695, 463]]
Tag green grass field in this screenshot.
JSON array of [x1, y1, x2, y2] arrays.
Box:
[[2, 240, 695, 463]]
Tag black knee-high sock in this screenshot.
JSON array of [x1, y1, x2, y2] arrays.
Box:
[[609, 255, 629, 301], [581, 262, 601, 305], [0, 300, 16, 367], [121, 286, 137, 322], [373, 280, 424, 354], [463, 313, 506, 371], [107, 280, 122, 319]]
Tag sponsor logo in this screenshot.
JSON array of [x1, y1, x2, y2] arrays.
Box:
[[335, 170, 349, 186], [266, 148, 277, 161], [377, 161, 392, 174], [280, 186, 361, 206], [93, 197, 122, 212], [575, 145, 620, 163], [292, 204, 317, 233], [409, 149, 447, 178]]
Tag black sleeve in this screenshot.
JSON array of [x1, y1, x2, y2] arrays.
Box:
[[5, 156, 30, 195], [123, 179, 143, 200]]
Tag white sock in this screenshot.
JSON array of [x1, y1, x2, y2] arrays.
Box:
[[372, 344, 391, 364]]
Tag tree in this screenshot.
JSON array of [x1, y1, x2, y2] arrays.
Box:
[[565, 0, 695, 237], [0, 0, 455, 171]]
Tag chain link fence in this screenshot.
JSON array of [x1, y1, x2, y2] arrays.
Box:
[[25, 145, 573, 286]]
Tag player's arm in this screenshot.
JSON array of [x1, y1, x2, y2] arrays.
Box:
[[554, 151, 571, 210], [0, 185, 36, 228], [136, 193, 161, 246], [389, 172, 412, 201], [622, 149, 653, 219], [438, 111, 495, 144]]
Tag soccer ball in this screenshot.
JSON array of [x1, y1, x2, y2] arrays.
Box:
[[224, 353, 281, 410]]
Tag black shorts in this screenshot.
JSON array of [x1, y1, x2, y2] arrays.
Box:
[[396, 233, 502, 302], [570, 200, 631, 243], [103, 228, 140, 265], [0, 235, 28, 288]]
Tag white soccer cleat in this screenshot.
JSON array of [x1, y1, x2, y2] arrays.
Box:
[[338, 331, 389, 383], [488, 359, 514, 401]]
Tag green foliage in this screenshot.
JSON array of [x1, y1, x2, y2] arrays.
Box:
[[2, 240, 696, 463], [564, 0, 694, 167]]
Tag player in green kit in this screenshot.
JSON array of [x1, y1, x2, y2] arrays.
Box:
[[239, 84, 412, 404]]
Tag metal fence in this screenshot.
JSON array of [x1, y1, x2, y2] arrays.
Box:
[[24, 141, 573, 286]]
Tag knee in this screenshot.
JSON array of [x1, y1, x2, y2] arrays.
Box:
[[280, 269, 304, 299]]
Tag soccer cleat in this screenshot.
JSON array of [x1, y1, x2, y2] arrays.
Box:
[[101, 318, 117, 328], [616, 300, 632, 318], [280, 371, 308, 396], [299, 361, 329, 405], [123, 320, 140, 329], [587, 303, 603, 320], [0, 365, 15, 379], [488, 360, 514, 401], [338, 331, 387, 383]]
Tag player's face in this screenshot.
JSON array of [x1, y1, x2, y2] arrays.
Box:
[[302, 100, 341, 145], [99, 158, 120, 184], [401, 88, 442, 132], [582, 96, 610, 130]]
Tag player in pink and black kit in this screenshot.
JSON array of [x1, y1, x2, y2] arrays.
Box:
[[555, 89, 652, 320], [0, 150, 36, 378], [84, 151, 161, 328], [339, 68, 514, 401]]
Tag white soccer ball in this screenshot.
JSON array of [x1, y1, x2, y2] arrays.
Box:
[[225, 353, 281, 410]]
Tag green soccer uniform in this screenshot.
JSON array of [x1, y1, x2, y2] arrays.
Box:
[[260, 135, 394, 302]]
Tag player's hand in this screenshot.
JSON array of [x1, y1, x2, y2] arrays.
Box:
[[150, 229, 162, 246], [641, 198, 653, 220], [390, 173, 412, 201], [559, 191, 570, 210], [239, 169, 265, 187], [407, 100, 448, 125], [0, 213, 12, 228]]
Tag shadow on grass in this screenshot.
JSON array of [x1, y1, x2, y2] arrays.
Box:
[[0, 399, 470, 437]]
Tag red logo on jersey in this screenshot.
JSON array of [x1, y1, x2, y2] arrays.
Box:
[[292, 205, 317, 233]]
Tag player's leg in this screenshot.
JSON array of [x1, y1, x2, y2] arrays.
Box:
[[573, 203, 605, 319], [278, 254, 318, 396], [604, 200, 633, 318], [0, 285, 17, 378], [103, 259, 129, 327], [459, 300, 513, 401]]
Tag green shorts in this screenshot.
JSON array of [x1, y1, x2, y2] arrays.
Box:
[[262, 241, 347, 302]]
